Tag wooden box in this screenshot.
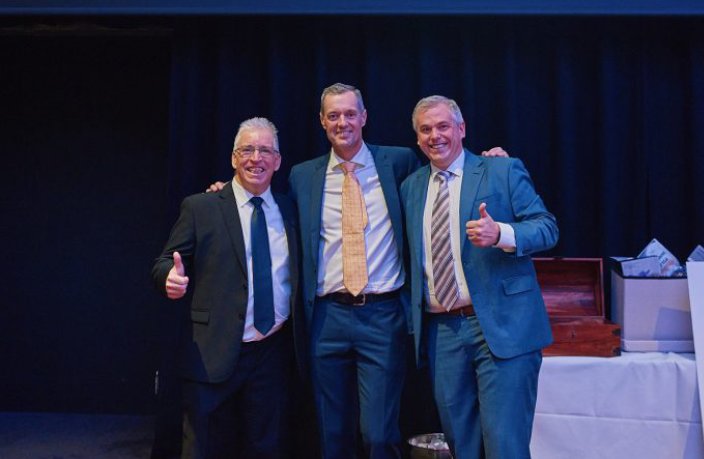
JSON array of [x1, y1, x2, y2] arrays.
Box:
[[533, 257, 621, 357]]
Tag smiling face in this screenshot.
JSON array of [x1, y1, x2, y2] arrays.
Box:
[[320, 91, 367, 160], [232, 127, 281, 196], [414, 102, 466, 170]]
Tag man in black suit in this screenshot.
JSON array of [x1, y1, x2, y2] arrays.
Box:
[[152, 117, 303, 459]]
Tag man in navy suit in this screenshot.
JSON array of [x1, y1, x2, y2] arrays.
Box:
[[400, 96, 558, 459], [153, 117, 303, 459], [288, 83, 420, 459]]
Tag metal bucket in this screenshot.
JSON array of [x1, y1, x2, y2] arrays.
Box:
[[407, 433, 453, 459]]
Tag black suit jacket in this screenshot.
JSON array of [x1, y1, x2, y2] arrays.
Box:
[[152, 182, 303, 383]]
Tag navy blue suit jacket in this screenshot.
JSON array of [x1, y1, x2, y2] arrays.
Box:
[[400, 151, 559, 364], [288, 144, 420, 329], [152, 183, 303, 383]]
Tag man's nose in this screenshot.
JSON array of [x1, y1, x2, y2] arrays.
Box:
[[249, 148, 264, 160]]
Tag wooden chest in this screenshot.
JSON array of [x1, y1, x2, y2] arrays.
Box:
[[533, 257, 621, 357]]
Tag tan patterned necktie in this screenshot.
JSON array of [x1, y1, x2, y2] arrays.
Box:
[[340, 161, 368, 296], [431, 171, 460, 311]]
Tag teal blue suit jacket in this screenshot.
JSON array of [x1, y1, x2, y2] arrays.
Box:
[[288, 144, 421, 329], [400, 150, 558, 364]]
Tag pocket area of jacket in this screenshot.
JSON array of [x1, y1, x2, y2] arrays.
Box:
[[190, 309, 210, 324], [502, 275, 534, 295]]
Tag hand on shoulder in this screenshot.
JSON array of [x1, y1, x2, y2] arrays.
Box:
[[481, 147, 509, 158]]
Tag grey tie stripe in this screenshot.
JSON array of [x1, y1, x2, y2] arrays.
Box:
[[431, 171, 459, 311]]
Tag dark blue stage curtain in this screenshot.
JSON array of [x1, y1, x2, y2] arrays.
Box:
[[168, 15, 703, 262]]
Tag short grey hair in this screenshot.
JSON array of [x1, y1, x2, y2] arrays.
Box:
[[411, 95, 464, 132], [320, 82, 366, 114], [233, 117, 280, 152]]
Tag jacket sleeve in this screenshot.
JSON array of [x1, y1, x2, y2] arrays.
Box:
[[507, 159, 559, 257]]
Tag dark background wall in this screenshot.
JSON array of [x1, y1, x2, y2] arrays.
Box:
[[0, 24, 172, 413], [0, 8, 702, 416]]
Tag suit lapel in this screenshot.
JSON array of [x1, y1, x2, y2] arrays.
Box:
[[275, 194, 299, 308], [308, 156, 328, 275], [370, 144, 404, 256], [410, 166, 431, 263], [218, 183, 247, 276], [459, 150, 485, 253]]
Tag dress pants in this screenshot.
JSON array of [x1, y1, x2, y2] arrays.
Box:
[[310, 296, 406, 459], [426, 313, 541, 459], [181, 326, 293, 459]]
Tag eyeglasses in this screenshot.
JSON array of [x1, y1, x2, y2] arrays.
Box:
[[234, 145, 279, 158]]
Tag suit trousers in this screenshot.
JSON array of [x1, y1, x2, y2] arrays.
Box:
[[426, 313, 541, 459], [181, 326, 293, 459], [310, 296, 406, 459]]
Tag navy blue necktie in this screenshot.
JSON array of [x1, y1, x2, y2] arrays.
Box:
[[250, 197, 274, 335]]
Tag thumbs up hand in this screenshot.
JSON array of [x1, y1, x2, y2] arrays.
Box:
[[466, 203, 501, 248], [166, 251, 189, 299]]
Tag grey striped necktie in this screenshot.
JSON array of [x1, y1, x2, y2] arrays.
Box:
[[431, 170, 459, 311]]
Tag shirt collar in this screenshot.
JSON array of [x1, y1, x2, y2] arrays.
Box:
[[430, 149, 465, 180], [327, 142, 371, 172], [231, 178, 275, 208]]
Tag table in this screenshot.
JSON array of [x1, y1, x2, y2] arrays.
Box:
[[531, 352, 703, 459]]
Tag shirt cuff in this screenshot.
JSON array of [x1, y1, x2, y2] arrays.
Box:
[[494, 222, 516, 253]]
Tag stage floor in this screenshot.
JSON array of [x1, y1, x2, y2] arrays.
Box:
[[0, 412, 154, 459]]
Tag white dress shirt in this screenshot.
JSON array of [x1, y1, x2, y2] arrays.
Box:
[[232, 180, 291, 341], [422, 151, 516, 312], [316, 143, 404, 296]]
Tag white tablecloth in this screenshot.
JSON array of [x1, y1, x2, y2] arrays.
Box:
[[531, 352, 703, 459]]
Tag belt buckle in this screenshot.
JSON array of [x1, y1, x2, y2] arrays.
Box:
[[351, 293, 366, 306]]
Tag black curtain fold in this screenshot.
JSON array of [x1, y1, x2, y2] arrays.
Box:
[[168, 15, 704, 261]]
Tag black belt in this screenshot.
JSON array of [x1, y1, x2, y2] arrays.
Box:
[[319, 289, 400, 306]]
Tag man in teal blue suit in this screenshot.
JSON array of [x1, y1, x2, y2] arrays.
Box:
[[400, 95, 558, 459], [288, 83, 420, 458]]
